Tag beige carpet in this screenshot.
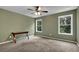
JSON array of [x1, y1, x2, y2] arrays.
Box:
[[0, 36, 79, 52]]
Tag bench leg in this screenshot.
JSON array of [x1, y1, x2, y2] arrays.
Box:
[[26, 33, 29, 39], [13, 34, 16, 43]]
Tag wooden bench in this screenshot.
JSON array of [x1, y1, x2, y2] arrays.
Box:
[[11, 31, 29, 43]]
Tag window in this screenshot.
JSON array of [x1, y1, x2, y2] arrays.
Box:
[[58, 14, 73, 35], [36, 19, 42, 32]]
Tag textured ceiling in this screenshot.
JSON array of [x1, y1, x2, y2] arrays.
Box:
[[0, 6, 77, 18]]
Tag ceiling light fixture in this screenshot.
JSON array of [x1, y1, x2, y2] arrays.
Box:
[[35, 12, 38, 15], [38, 7, 41, 10], [27, 6, 48, 16], [35, 12, 41, 15]]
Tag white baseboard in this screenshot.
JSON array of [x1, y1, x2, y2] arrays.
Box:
[[0, 40, 13, 45], [39, 35, 77, 44], [77, 43, 79, 47]]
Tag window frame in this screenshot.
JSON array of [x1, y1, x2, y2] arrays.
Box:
[[36, 19, 42, 32], [58, 14, 73, 35]]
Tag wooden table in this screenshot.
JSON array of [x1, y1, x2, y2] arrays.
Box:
[[11, 31, 29, 43]]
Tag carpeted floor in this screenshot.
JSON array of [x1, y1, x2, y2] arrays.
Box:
[[0, 36, 79, 52]]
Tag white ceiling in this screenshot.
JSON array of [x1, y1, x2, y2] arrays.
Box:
[[0, 6, 77, 18]]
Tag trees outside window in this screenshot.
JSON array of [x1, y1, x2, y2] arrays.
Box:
[[58, 14, 73, 35]]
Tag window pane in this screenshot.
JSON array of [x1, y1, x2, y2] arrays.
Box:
[[60, 18, 65, 25], [60, 25, 71, 33], [37, 26, 42, 31], [60, 26, 66, 33], [37, 21, 41, 25], [66, 16, 71, 24], [64, 25, 71, 33]]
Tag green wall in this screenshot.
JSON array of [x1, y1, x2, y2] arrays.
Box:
[[35, 10, 77, 41], [77, 7, 79, 43], [0, 9, 34, 42]]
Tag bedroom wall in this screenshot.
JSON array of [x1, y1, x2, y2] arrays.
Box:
[[35, 10, 77, 41], [0, 9, 34, 42], [77, 7, 79, 43]]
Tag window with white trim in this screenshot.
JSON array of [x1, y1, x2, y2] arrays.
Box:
[[36, 19, 42, 32], [58, 14, 73, 35]]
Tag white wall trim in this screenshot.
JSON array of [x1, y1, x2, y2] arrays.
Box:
[[0, 40, 13, 45], [38, 35, 77, 43]]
